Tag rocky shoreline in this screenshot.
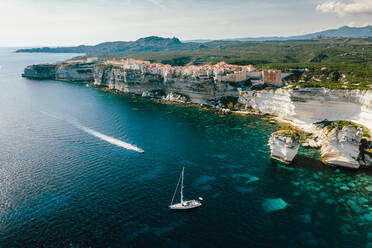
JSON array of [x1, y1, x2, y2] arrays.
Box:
[[267, 122, 371, 169], [22, 60, 372, 169]]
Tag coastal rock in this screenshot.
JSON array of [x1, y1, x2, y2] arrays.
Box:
[[141, 90, 164, 98], [220, 108, 231, 114], [359, 152, 372, 168], [268, 130, 300, 163], [22, 63, 95, 82], [22, 62, 372, 170], [320, 126, 363, 169], [22, 64, 57, 79], [142, 91, 156, 98], [24, 62, 244, 106], [23, 61, 372, 132], [162, 92, 188, 103], [358, 140, 372, 168], [55, 63, 94, 82], [302, 137, 321, 148], [238, 88, 372, 132]]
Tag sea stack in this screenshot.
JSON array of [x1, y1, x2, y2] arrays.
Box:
[[268, 130, 300, 163], [320, 125, 364, 169]]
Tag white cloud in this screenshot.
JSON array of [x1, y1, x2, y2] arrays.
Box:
[[317, 0, 372, 16]]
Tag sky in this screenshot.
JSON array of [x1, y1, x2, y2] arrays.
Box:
[[1, 0, 372, 46]]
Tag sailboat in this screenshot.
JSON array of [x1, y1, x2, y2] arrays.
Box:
[[169, 167, 202, 210]]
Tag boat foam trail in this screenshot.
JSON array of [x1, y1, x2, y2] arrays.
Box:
[[40, 111, 144, 153], [74, 123, 144, 153]]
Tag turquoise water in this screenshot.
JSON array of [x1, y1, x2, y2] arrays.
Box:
[[0, 48, 371, 247]]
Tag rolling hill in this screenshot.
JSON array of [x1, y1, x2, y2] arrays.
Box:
[[16, 36, 205, 55], [186, 25, 372, 42]]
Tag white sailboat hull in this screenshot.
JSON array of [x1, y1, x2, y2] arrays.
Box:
[[169, 200, 202, 210]]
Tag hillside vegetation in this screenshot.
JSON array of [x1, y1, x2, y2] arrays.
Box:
[[16, 37, 205, 54]]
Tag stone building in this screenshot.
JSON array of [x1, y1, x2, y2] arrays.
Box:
[[262, 70, 283, 87]]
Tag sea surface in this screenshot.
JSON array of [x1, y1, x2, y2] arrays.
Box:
[[0, 48, 371, 248]]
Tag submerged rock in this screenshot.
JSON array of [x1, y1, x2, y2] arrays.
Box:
[[300, 214, 312, 224], [268, 130, 300, 163], [231, 173, 259, 183], [262, 198, 289, 212], [320, 126, 363, 169]]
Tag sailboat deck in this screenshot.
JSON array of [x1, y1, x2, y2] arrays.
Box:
[[169, 200, 202, 209]]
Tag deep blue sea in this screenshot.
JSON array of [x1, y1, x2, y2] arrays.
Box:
[[0, 48, 371, 248]]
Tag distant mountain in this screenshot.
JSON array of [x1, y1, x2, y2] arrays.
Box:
[[185, 25, 372, 42], [287, 25, 372, 40], [16, 36, 205, 55], [16, 26, 372, 55]]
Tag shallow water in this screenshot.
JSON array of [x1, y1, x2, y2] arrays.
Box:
[[0, 48, 371, 248]]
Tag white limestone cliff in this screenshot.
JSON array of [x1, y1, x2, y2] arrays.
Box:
[[23, 62, 372, 169], [268, 130, 300, 163], [22, 63, 94, 82], [162, 92, 188, 103], [238, 88, 372, 132], [320, 126, 363, 169], [239, 87, 372, 169], [55, 63, 94, 82]]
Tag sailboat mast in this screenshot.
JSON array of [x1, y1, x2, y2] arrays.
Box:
[[180, 167, 184, 203]]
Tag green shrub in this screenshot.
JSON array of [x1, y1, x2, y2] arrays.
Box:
[[324, 120, 370, 137]]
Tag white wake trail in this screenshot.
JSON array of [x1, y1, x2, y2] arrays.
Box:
[[74, 123, 144, 153], [40, 111, 144, 153]]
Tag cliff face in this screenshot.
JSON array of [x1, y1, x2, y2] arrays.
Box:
[[23, 62, 372, 169], [55, 63, 94, 81], [22, 63, 372, 129], [93, 65, 240, 105], [22, 63, 94, 82], [320, 126, 364, 169], [93, 67, 165, 93], [24, 63, 242, 105], [23, 64, 57, 79], [239, 88, 372, 169], [268, 130, 300, 163], [238, 88, 372, 132]]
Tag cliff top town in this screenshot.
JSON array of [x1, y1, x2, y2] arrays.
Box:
[[53, 57, 283, 87], [103, 58, 284, 86]]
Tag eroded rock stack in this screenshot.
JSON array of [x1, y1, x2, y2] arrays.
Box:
[[268, 130, 300, 163], [320, 126, 363, 169]]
